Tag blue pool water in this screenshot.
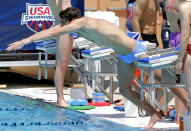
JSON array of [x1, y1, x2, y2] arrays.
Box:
[[0, 92, 144, 131]]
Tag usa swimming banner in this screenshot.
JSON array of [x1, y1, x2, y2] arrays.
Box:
[[0, 0, 84, 50]]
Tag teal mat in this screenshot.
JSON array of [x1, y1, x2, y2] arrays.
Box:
[[66, 106, 96, 110]]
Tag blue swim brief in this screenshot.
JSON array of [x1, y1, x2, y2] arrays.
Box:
[[118, 41, 147, 64], [69, 32, 80, 39]]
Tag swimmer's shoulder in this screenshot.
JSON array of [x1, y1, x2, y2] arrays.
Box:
[[178, 2, 191, 19], [179, 2, 190, 12]]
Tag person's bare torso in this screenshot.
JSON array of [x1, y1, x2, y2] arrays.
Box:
[[189, 6, 191, 45], [74, 17, 137, 55], [47, 0, 71, 24], [180, 2, 191, 44], [165, 0, 180, 32], [187, 2, 191, 44], [186, 2, 191, 44], [139, 0, 158, 34]]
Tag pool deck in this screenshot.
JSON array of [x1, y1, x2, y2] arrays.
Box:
[[0, 72, 179, 131]]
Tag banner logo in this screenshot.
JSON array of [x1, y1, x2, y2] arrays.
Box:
[[21, 3, 55, 33]]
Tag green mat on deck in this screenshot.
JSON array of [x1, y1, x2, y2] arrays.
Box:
[[66, 106, 96, 110]]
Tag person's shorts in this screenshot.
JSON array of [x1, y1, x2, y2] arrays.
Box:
[[187, 44, 191, 55], [118, 41, 147, 64], [170, 32, 180, 47], [141, 33, 159, 47], [69, 32, 79, 39]]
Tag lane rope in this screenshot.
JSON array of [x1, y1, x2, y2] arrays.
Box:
[[0, 121, 84, 127]]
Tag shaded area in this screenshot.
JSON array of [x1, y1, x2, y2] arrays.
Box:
[[0, 70, 54, 87]]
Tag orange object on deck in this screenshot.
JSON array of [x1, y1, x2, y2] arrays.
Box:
[[132, 69, 140, 85]]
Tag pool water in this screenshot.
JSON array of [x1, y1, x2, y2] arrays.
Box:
[[0, 92, 144, 131]]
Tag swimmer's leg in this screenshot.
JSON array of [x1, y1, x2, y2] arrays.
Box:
[[117, 59, 162, 129], [182, 54, 191, 115]]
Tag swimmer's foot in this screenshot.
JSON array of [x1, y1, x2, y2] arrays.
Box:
[[57, 98, 69, 108], [144, 113, 163, 129], [116, 98, 127, 106]]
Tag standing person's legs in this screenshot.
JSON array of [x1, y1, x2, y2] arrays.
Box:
[[117, 59, 162, 129], [166, 31, 187, 123], [47, 0, 72, 107], [182, 54, 191, 115], [140, 34, 165, 109], [169, 88, 189, 112], [174, 95, 187, 124], [155, 68, 189, 117], [55, 34, 73, 107], [47, 0, 71, 22]]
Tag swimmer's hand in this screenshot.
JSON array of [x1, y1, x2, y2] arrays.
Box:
[[6, 39, 31, 51]]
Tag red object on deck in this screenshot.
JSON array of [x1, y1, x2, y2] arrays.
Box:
[[132, 69, 140, 84], [88, 102, 111, 106]]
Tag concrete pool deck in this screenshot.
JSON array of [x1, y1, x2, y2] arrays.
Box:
[[0, 71, 179, 131]]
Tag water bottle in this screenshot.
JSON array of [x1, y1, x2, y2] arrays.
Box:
[[164, 29, 169, 41], [179, 113, 184, 131]]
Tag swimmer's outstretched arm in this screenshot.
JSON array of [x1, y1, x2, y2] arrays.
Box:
[[6, 18, 84, 51]]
